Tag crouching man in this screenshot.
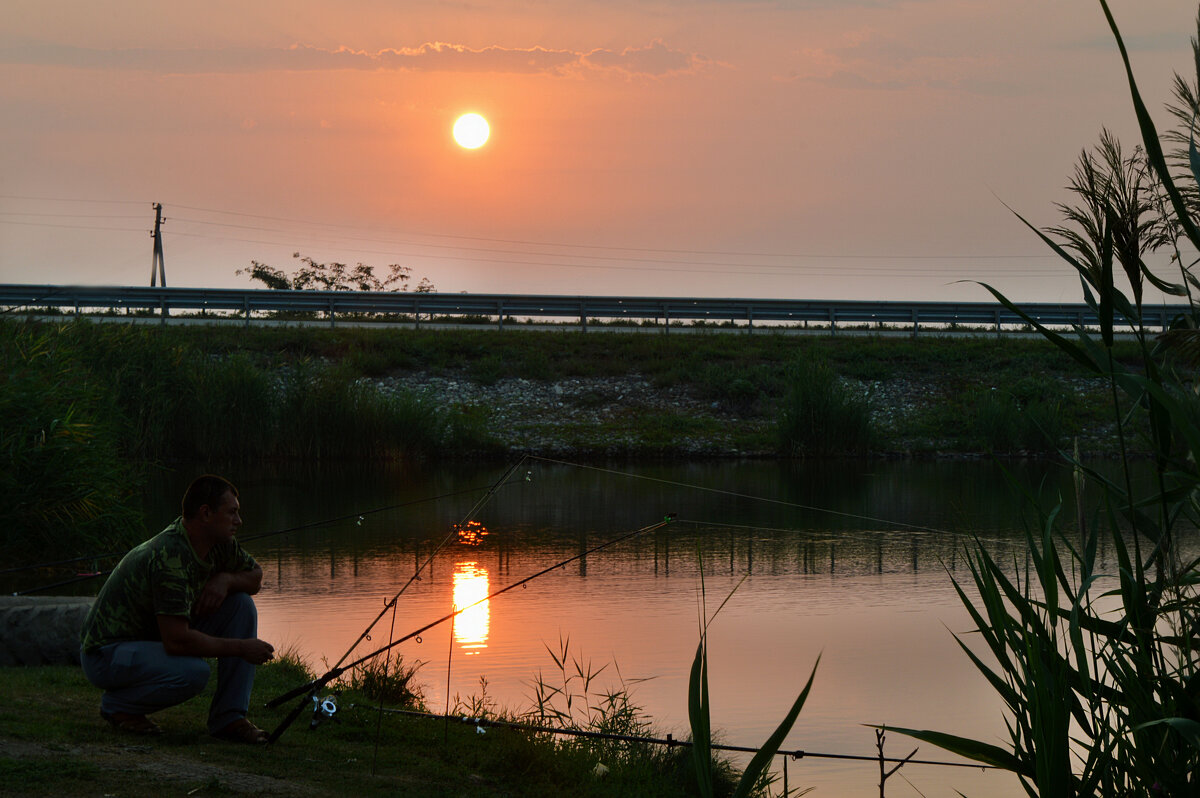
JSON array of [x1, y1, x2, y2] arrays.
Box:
[[80, 474, 275, 743]]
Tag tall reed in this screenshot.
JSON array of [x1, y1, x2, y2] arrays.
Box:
[[688, 563, 818, 798], [889, 4, 1200, 793], [0, 323, 145, 559]]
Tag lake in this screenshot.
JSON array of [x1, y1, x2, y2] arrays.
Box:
[[137, 457, 1122, 796]]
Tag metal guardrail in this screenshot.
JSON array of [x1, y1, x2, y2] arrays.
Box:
[[0, 283, 1187, 334]]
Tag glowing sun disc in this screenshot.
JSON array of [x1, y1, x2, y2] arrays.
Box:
[[453, 113, 490, 149]]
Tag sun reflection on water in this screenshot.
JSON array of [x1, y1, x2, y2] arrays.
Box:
[[455, 520, 488, 546], [452, 561, 489, 654]]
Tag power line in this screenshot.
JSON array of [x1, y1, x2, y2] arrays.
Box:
[[162, 228, 1068, 279], [166, 203, 1059, 261], [0, 220, 146, 233], [0, 195, 148, 205], [7, 195, 1192, 284], [0, 197, 1058, 262], [167, 215, 1061, 270], [0, 212, 146, 220]]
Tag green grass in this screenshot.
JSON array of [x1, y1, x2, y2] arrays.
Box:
[[0, 655, 745, 798]]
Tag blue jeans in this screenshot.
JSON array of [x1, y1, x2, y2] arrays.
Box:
[[81, 592, 259, 732]]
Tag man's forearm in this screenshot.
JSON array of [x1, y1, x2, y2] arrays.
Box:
[[224, 565, 263, 595], [162, 625, 250, 659], [158, 614, 274, 663]]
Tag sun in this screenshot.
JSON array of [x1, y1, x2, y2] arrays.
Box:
[[453, 113, 490, 149]]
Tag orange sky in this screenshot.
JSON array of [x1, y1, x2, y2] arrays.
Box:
[[0, 0, 1195, 301]]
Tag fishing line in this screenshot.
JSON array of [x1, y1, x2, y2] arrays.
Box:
[[363, 707, 999, 771], [370, 584, 403, 777], [671, 518, 946, 541], [319, 457, 530, 688], [6, 480, 524, 597], [265, 516, 674, 743], [529, 455, 954, 536]]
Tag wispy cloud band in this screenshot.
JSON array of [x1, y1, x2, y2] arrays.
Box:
[[0, 39, 715, 77]]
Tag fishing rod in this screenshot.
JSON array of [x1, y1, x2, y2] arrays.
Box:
[[12, 568, 116, 597], [307, 457, 530, 690], [265, 515, 675, 744]]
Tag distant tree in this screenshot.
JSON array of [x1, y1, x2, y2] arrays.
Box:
[[237, 253, 433, 292]]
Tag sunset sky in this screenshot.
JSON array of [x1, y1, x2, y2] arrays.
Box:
[[1, 0, 1196, 302]]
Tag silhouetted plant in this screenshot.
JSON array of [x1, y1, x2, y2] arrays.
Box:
[[890, 4, 1200, 794]]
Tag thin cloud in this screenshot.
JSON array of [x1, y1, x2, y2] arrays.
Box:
[[779, 32, 1014, 95], [0, 39, 716, 78], [582, 40, 719, 76]]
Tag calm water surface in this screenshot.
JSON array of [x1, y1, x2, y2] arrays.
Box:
[[138, 458, 1141, 797]]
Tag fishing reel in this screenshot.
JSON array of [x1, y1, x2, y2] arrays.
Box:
[[309, 693, 340, 730]]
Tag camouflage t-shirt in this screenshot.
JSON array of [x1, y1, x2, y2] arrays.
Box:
[[80, 517, 257, 653]]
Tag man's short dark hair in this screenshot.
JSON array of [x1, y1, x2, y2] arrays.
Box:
[[182, 475, 238, 519]]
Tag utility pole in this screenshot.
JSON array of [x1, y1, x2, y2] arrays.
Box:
[[150, 202, 166, 287]]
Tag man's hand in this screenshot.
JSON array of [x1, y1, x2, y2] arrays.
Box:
[[196, 572, 233, 617], [240, 638, 276, 665]]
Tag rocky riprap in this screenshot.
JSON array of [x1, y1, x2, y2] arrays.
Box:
[[374, 371, 998, 457], [378, 373, 747, 456]]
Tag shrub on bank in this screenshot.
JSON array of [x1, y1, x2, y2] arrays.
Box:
[[775, 359, 875, 456], [963, 377, 1077, 454]]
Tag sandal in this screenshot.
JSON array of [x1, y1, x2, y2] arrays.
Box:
[[101, 710, 163, 735], [212, 718, 269, 745]]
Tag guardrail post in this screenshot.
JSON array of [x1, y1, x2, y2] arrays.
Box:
[[328, 297, 335, 328], [911, 308, 919, 338], [498, 301, 505, 332], [160, 297, 167, 325], [244, 296, 250, 328], [663, 305, 670, 335], [994, 309, 1001, 338], [580, 301, 587, 332], [747, 306, 753, 335], [829, 307, 836, 336]]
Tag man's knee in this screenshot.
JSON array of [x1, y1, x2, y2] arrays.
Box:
[[175, 657, 212, 696], [196, 591, 258, 639], [225, 591, 257, 621]]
